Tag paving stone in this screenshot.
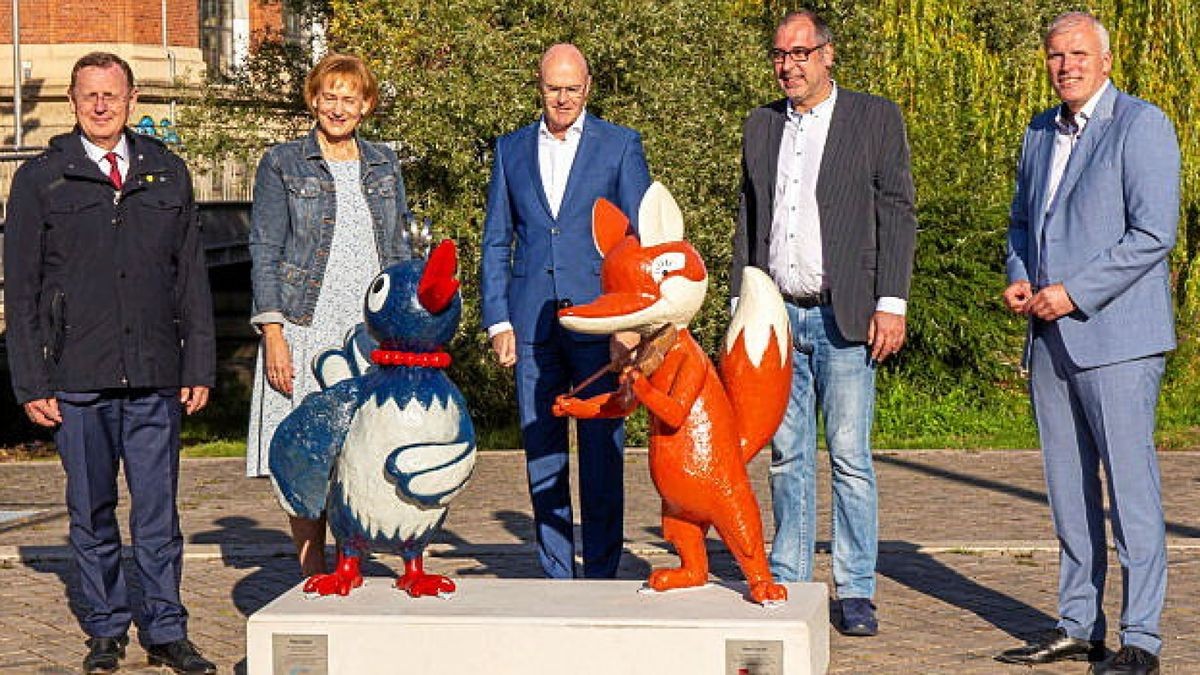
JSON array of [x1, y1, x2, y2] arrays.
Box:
[[0, 450, 1195, 673]]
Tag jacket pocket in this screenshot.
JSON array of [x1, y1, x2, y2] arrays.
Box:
[[48, 290, 67, 363]]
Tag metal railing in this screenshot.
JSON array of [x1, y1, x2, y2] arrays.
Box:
[[0, 151, 256, 207]]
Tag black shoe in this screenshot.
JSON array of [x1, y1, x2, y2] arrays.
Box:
[[996, 627, 1107, 664], [83, 635, 128, 674], [1090, 645, 1160, 675], [145, 639, 217, 674], [835, 597, 879, 637]]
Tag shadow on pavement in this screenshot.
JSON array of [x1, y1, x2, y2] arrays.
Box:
[[878, 541, 1056, 642], [876, 454, 1200, 538]]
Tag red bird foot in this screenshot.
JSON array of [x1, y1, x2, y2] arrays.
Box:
[[748, 580, 788, 606], [396, 571, 456, 598], [396, 557, 456, 598], [303, 553, 363, 597]]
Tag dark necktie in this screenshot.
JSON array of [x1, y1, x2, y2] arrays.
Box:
[[1054, 105, 1081, 138], [103, 151, 123, 190]]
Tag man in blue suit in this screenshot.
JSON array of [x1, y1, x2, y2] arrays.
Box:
[[997, 12, 1179, 675], [480, 43, 652, 579]]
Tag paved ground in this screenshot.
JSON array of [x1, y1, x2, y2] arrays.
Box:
[[0, 449, 1196, 674]]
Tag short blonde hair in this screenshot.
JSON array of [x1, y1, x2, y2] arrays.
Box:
[[304, 53, 379, 117]]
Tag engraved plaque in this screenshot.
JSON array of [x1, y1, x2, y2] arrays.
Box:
[[725, 638, 783, 675], [272, 633, 328, 675]]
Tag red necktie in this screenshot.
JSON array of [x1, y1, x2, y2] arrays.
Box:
[[104, 151, 123, 190]]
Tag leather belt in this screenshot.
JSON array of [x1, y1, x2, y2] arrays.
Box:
[[781, 289, 831, 308]]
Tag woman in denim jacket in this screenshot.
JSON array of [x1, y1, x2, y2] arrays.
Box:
[[246, 53, 411, 577]]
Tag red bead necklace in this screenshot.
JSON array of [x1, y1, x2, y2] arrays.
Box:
[[370, 349, 452, 368]]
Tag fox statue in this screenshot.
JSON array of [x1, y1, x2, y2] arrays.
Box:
[[552, 183, 793, 606]]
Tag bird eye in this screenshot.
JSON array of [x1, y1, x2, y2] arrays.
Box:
[[366, 273, 390, 312]]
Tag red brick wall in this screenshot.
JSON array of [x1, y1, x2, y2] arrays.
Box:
[[250, 0, 285, 49], [0, 0, 199, 48]]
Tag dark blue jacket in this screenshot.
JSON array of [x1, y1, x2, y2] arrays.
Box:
[[3, 130, 215, 403], [248, 129, 412, 327], [479, 113, 651, 343]]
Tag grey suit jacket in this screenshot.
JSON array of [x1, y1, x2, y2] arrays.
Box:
[[1007, 85, 1179, 368], [732, 89, 917, 343]]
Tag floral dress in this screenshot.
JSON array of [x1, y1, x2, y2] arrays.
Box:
[[245, 160, 380, 477]]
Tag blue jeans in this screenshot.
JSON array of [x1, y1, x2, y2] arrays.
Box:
[[768, 303, 878, 600]]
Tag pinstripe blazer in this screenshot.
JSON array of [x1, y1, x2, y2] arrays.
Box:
[[732, 89, 917, 342]]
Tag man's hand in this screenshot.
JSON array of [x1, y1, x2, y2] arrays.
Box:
[[610, 331, 641, 370], [23, 398, 62, 427], [180, 386, 210, 415], [262, 325, 294, 396], [1003, 280, 1034, 314], [490, 330, 517, 368], [867, 311, 906, 363], [1024, 283, 1076, 321]]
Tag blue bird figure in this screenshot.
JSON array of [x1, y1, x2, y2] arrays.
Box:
[[269, 240, 476, 598]]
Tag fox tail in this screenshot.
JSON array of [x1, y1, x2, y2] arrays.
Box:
[[718, 266, 792, 463]]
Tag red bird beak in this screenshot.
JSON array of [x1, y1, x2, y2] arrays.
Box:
[[418, 240, 460, 313]]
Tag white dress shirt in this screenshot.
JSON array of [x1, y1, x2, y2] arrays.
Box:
[[487, 112, 588, 339], [80, 133, 130, 186], [769, 86, 836, 298], [538, 111, 586, 219], [1045, 80, 1109, 212], [763, 85, 906, 316]]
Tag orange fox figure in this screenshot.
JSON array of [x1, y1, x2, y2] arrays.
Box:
[[553, 183, 792, 605]]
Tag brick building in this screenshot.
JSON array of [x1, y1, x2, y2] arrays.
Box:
[[0, 0, 291, 148]]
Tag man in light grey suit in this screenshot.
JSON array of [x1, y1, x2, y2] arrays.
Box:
[[731, 9, 917, 637], [997, 12, 1179, 675]]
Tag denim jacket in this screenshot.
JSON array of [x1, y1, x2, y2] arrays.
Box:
[[249, 128, 412, 327]]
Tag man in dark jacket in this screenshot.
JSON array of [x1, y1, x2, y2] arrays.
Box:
[[3, 52, 216, 674]]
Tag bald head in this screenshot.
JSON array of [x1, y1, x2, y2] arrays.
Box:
[[538, 43, 591, 139], [540, 43, 590, 80]]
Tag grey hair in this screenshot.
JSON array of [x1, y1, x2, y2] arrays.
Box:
[[1045, 11, 1111, 53], [777, 10, 834, 45]]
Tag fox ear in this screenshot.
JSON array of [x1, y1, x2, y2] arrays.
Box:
[[637, 182, 684, 246], [592, 198, 632, 256]]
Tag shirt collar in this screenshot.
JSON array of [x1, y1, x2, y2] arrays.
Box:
[[787, 82, 838, 123], [1056, 79, 1109, 129], [538, 109, 587, 141], [80, 132, 129, 164]]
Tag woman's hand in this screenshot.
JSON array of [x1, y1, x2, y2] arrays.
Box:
[[262, 324, 295, 396]]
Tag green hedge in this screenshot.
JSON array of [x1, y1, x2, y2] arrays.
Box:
[[183, 0, 1200, 448]]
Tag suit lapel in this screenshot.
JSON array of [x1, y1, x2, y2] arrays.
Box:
[[765, 106, 785, 214], [557, 112, 596, 223], [1029, 120, 1056, 239], [1050, 86, 1118, 211], [816, 90, 853, 236], [527, 122, 555, 220]]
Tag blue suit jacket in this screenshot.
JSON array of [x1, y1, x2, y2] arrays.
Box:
[[1007, 85, 1180, 368], [480, 113, 651, 343]]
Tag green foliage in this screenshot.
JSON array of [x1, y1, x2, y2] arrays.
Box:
[[183, 0, 1200, 447]]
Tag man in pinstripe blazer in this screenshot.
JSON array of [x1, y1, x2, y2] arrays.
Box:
[[731, 9, 917, 637]]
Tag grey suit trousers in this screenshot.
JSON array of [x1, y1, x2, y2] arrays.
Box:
[[1029, 321, 1166, 654]]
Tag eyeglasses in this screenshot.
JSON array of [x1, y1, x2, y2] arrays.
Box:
[[74, 92, 130, 108], [540, 84, 587, 100], [769, 43, 828, 65]]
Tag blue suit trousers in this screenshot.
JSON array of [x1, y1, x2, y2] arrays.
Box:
[[55, 389, 188, 646], [1030, 323, 1166, 654], [516, 327, 625, 579]]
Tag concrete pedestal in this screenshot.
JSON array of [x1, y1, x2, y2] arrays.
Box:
[[247, 579, 828, 675]]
